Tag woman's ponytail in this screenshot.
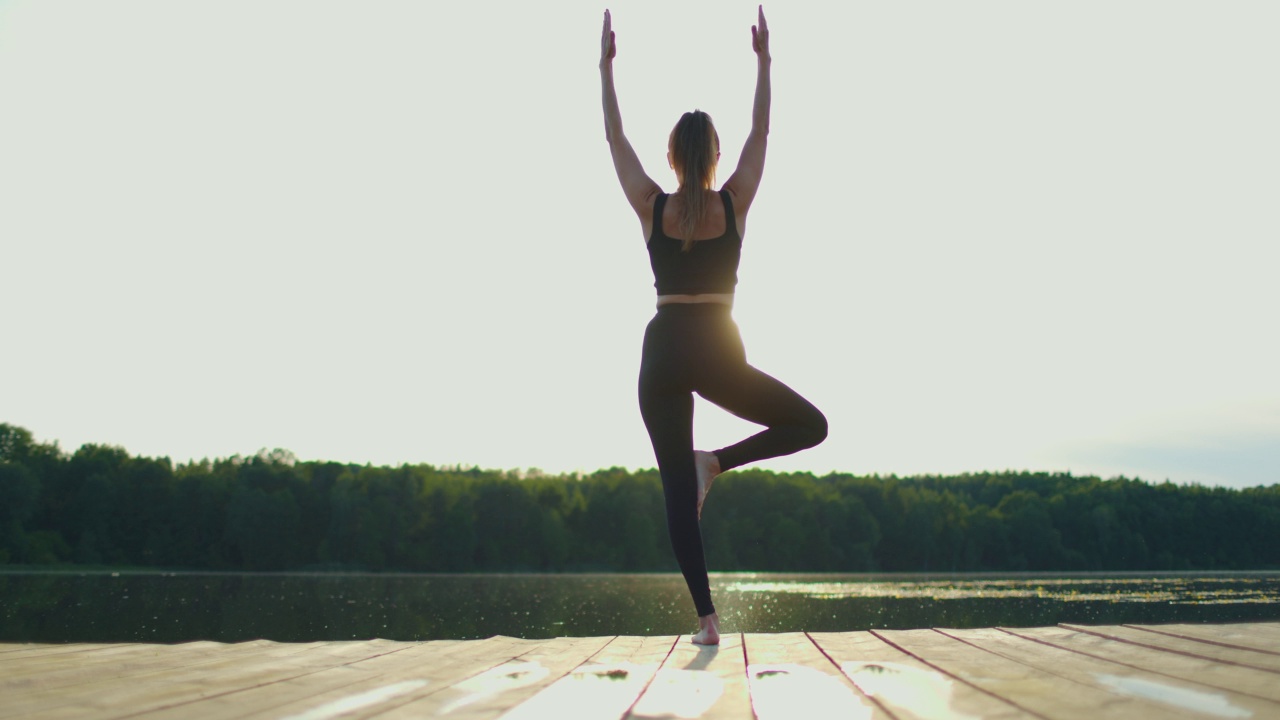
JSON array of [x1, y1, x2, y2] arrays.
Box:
[[668, 111, 720, 252]]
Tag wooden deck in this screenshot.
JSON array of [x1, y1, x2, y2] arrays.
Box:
[[3, 623, 1279, 719]]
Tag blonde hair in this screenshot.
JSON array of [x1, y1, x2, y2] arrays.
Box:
[[668, 111, 720, 252]]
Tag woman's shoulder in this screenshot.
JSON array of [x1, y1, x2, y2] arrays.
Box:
[[640, 187, 667, 243], [718, 183, 750, 231], [719, 178, 760, 214]]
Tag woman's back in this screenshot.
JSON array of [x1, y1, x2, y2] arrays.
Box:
[[650, 189, 743, 245], [648, 190, 742, 297]]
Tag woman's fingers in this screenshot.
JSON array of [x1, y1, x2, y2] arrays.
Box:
[[752, 5, 769, 55], [601, 9, 616, 62]]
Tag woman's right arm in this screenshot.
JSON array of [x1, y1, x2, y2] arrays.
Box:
[[600, 10, 660, 230], [723, 5, 771, 218]]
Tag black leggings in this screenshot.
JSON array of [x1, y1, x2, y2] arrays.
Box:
[[638, 303, 827, 617]]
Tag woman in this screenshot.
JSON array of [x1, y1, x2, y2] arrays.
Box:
[[600, 6, 827, 646]]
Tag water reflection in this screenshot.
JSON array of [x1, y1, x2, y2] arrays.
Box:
[[439, 661, 549, 714], [724, 576, 1280, 604], [279, 680, 427, 720], [842, 661, 976, 720], [629, 668, 724, 719], [1094, 674, 1252, 719], [1, 571, 1278, 643], [747, 663, 872, 719], [502, 663, 656, 720]]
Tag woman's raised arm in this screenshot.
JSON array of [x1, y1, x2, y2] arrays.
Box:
[[723, 5, 771, 215], [600, 10, 660, 227]]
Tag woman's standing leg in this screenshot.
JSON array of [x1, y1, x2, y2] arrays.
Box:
[[639, 309, 720, 643], [638, 386, 715, 617]]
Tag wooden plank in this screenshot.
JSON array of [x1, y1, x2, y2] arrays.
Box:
[[5, 624, 1280, 720], [1006, 625, 1280, 705], [136, 636, 538, 720], [741, 632, 883, 720], [0, 641, 295, 687], [943, 627, 1265, 719], [881, 627, 1206, 719], [498, 635, 678, 720], [1125, 623, 1280, 656], [0, 641, 297, 712], [5, 642, 384, 720], [808, 630, 1025, 720], [222, 637, 532, 720], [628, 633, 752, 720], [1064, 624, 1280, 674], [0, 644, 50, 654], [0, 640, 392, 700], [0, 643, 134, 663], [0, 644, 167, 678], [0, 644, 98, 656], [4, 640, 417, 720], [375, 635, 616, 720]]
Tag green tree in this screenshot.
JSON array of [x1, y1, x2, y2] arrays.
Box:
[[0, 461, 40, 563]]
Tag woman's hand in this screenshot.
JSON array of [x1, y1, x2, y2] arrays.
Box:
[[601, 9, 616, 67], [751, 5, 770, 59]]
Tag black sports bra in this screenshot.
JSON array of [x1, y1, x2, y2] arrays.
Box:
[[647, 190, 742, 295]]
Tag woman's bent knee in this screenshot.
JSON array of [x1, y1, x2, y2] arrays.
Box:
[[805, 409, 828, 449]]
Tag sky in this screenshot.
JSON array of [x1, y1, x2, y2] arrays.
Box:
[[1, 1, 1277, 488]]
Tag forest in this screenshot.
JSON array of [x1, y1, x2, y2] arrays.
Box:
[[2, 423, 1277, 573]]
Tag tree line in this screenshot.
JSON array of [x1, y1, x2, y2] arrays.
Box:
[[2, 423, 1277, 572]]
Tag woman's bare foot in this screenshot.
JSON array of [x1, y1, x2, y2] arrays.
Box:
[[692, 612, 720, 645], [695, 450, 720, 519]]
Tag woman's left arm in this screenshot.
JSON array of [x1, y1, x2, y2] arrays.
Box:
[[723, 5, 771, 217], [600, 10, 660, 228]]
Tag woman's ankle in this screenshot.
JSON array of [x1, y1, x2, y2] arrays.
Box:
[[693, 612, 720, 645]]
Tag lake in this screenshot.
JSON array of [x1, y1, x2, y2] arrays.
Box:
[[3, 571, 1279, 643]]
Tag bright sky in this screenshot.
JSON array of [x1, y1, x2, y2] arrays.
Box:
[[2, 1, 1277, 488]]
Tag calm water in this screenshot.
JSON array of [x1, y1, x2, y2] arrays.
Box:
[[3, 571, 1279, 643]]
